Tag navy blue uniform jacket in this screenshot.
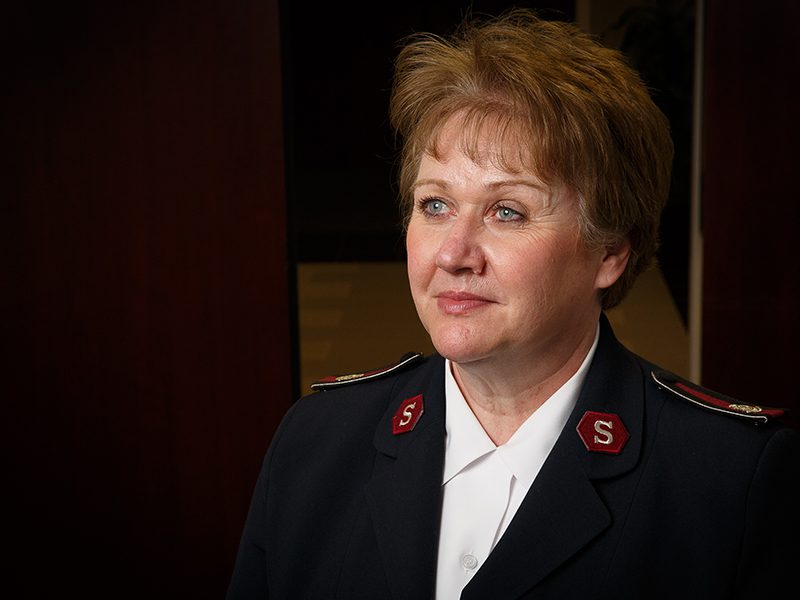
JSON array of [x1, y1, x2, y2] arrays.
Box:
[[227, 316, 799, 599]]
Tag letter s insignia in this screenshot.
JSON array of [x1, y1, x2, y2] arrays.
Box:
[[392, 395, 424, 435], [577, 411, 629, 454], [593, 419, 614, 445], [398, 402, 416, 427]]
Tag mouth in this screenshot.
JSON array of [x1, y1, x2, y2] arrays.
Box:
[[435, 291, 494, 315]]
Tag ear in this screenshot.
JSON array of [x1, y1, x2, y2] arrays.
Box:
[[594, 238, 631, 290]]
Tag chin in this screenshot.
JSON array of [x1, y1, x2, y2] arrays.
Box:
[[428, 327, 494, 365]]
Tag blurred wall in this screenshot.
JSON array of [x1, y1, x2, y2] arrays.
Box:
[[2, 1, 292, 597], [701, 0, 800, 429]]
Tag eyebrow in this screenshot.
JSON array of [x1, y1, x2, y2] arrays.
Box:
[[412, 178, 549, 192]]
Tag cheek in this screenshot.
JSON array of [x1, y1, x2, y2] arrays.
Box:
[[406, 223, 434, 269], [496, 238, 590, 300], [405, 228, 430, 297]]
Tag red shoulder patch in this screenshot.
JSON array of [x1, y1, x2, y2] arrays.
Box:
[[651, 370, 785, 424], [310, 352, 424, 391], [576, 411, 629, 454], [392, 394, 424, 434]]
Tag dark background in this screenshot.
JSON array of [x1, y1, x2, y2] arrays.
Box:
[[3, 1, 797, 598], [3, 1, 291, 597], [283, 0, 576, 264]]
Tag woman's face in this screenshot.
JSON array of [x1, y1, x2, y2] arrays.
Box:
[[406, 117, 626, 367]]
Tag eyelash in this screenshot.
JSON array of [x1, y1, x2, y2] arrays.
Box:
[[495, 205, 523, 222], [415, 196, 524, 223], [416, 196, 448, 217]]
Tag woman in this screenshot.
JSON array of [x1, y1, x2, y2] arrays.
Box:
[[227, 9, 798, 599]]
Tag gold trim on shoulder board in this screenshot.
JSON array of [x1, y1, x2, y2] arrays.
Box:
[[335, 373, 364, 382], [728, 403, 762, 414]]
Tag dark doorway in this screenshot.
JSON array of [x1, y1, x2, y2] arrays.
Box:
[[281, 1, 577, 262]]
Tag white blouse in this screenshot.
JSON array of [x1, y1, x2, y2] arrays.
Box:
[[435, 327, 599, 600]]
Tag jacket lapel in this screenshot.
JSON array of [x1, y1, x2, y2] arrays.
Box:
[[365, 355, 447, 600], [462, 439, 611, 599], [463, 314, 646, 598]]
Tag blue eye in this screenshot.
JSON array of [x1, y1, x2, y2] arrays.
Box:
[[495, 205, 522, 221], [418, 197, 449, 216]]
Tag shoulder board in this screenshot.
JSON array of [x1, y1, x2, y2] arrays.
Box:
[[651, 370, 785, 424], [310, 352, 425, 391]]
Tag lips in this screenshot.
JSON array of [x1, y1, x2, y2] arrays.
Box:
[[435, 291, 494, 315]]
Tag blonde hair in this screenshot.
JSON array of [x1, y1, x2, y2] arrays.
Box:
[[389, 8, 674, 309]]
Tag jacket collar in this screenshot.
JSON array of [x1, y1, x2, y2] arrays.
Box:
[[366, 354, 447, 600], [463, 314, 646, 598], [366, 314, 645, 599], [571, 312, 645, 480]]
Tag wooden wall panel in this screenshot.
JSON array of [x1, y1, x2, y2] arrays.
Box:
[[701, 0, 800, 429], [2, 1, 291, 596]]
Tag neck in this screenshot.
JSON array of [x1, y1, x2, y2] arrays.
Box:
[[451, 321, 598, 445]]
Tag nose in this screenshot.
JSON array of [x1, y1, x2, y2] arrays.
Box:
[[435, 216, 486, 274]]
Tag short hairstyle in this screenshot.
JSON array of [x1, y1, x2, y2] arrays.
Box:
[[389, 8, 674, 309]]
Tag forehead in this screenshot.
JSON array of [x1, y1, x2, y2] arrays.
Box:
[[420, 111, 537, 181], [415, 148, 544, 194]]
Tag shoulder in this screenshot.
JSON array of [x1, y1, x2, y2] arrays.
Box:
[[308, 351, 427, 392], [648, 368, 787, 425], [266, 351, 438, 462], [625, 361, 798, 500], [289, 351, 436, 421], [636, 363, 797, 476]]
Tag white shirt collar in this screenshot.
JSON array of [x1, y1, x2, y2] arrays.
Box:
[[442, 322, 600, 487]]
